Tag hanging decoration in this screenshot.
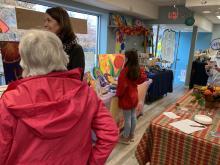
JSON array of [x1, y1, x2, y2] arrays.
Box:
[[161, 29, 176, 67], [119, 26, 149, 36], [109, 14, 126, 27], [116, 25, 152, 53], [115, 29, 125, 53], [110, 14, 153, 54], [185, 16, 195, 26]]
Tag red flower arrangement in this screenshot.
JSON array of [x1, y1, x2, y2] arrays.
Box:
[[192, 86, 220, 109]]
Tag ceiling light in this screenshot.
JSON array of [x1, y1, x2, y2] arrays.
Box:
[[202, 11, 211, 13], [217, 16, 220, 19]]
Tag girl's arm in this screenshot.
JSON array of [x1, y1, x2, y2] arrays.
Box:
[[136, 68, 147, 85]]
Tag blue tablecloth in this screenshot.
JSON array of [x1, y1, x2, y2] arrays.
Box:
[[146, 70, 173, 102]]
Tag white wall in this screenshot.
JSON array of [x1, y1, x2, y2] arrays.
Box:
[[194, 14, 213, 32], [127, 0, 158, 19], [212, 24, 220, 40]]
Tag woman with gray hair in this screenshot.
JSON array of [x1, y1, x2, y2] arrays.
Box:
[[0, 30, 118, 165]]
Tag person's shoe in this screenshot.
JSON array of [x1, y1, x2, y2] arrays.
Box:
[[129, 134, 135, 142], [119, 135, 130, 145]]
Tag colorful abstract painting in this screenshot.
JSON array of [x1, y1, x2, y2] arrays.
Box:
[[0, 19, 9, 33], [0, 41, 22, 84], [98, 54, 125, 77]]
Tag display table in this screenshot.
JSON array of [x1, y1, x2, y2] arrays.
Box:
[[146, 70, 173, 102], [100, 80, 151, 129], [99, 92, 116, 110], [137, 79, 152, 114], [136, 90, 220, 165]]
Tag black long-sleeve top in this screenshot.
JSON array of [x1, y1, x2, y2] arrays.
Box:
[[63, 40, 85, 80]]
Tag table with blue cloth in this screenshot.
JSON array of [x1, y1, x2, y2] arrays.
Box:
[[146, 69, 173, 102]]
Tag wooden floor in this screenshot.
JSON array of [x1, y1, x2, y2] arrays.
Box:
[[107, 84, 188, 165]]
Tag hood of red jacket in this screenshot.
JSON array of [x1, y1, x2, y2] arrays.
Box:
[[2, 69, 89, 139]]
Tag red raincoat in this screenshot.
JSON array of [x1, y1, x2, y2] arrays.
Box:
[[0, 69, 118, 165]]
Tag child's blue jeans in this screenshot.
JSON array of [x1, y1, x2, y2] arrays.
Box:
[[122, 108, 136, 138]]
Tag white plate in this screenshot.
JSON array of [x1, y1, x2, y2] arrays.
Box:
[[194, 115, 212, 125]]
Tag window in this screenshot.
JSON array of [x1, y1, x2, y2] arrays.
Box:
[[0, 0, 99, 82], [68, 12, 98, 72]]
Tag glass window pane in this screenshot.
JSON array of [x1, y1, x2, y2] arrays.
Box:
[[0, 0, 98, 82]]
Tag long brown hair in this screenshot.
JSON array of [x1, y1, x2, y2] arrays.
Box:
[[125, 49, 140, 81], [46, 7, 77, 44]]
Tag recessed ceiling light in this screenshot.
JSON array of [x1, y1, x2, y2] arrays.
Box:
[[217, 16, 220, 19], [202, 11, 211, 13]]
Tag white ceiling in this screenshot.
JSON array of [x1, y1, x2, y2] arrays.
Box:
[[73, 0, 220, 25], [148, 0, 186, 6], [188, 6, 220, 24], [151, 0, 220, 24], [73, 0, 158, 19]]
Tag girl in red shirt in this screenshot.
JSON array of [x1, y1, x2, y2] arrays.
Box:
[[116, 49, 147, 144]]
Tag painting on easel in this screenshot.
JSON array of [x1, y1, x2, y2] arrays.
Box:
[[98, 54, 125, 77]]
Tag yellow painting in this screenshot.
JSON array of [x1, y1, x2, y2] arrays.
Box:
[[98, 54, 125, 77]]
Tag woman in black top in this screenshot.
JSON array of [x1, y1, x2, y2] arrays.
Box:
[[44, 7, 85, 79]]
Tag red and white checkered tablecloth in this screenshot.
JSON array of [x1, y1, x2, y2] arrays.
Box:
[[135, 90, 220, 165]]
